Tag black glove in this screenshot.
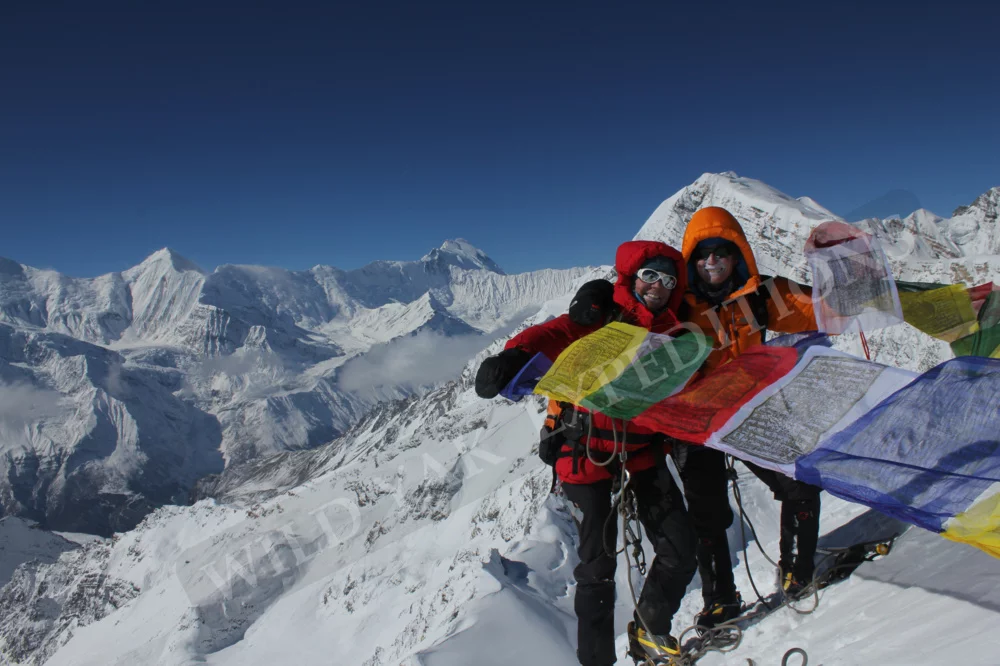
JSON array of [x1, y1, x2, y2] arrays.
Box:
[[475, 348, 532, 399], [569, 279, 616, 326]]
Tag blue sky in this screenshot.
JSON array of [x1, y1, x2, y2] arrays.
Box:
[[1, 1, 997, 277]]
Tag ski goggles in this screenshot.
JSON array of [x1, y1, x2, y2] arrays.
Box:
[[636, 268, 678, 289], [694, 243, 738, 261]]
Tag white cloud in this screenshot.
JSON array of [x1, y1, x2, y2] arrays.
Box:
[[0, 382, 67, 428], [197, 350, 283, 378], [178, 349, 292, 402], [337, 331, 489, 392], [336, 310, 537, 393]]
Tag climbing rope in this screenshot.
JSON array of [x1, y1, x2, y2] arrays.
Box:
[[617, 444, 891, 665], [727, 455, 778, 608], [584, 411, 620, 467], [781, 648, 809, 666], [663, 457, 896, 665], [745, 647, 811, 666], [613, 418, 657, 641]]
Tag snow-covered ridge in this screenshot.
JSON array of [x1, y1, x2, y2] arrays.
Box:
[[0, 239, 575, 347], [637, 172, 1000, 284], [0, 240, 589, 534]]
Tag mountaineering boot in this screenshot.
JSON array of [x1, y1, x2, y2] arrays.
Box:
[[778, 560, 795, 592], [695, 590, 743, 629], [782, 570, 808, 599], [627, 620, 680, 663]]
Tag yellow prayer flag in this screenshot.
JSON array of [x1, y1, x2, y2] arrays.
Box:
[[899, 285, 979, 342], [534, 322, 647, 405], [942, 488, 1000, 559]]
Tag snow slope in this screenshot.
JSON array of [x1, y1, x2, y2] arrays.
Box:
[[5, 366, 998, 666]]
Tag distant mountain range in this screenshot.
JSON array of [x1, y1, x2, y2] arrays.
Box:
[[0, 239, 589, 534], [4, 174, 998, 537]]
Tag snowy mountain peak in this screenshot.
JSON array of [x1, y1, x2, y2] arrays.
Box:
[[952, 186, 999, 218], [910, 208, 945, 224], [692, 172, 840, 219], [633, 171, 845, 281], [943, 187, 999, 255], [421, 238, 505, 275], [132, 247, 206, 276]]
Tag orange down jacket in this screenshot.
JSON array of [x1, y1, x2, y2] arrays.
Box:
[[681, 207, 816, 372]]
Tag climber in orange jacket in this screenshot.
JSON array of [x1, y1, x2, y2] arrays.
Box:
[[678, 206, 823, 623]]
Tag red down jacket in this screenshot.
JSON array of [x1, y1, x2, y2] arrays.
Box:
[[505, 240, 687, 484]]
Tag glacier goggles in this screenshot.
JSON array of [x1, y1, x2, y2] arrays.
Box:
[[636, 267, 678, 290], [694, 242, 738, 261]]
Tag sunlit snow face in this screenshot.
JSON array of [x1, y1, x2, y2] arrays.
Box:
[[633, 275, 673, 311], [695, 244, 737, 286]]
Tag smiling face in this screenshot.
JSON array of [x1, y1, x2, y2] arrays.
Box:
[[694, 244, 738, 286], [633, 275, 673, 311]]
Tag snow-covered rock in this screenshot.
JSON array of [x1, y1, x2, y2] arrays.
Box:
[[0, 326, 224, 534]]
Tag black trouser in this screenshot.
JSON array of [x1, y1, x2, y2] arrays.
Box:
[[674, 445, 737, 608], [562, 465, 697, 666], [743, 461, 822, 582]]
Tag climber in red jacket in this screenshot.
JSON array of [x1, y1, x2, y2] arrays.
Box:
[[475, 240, 698, 666]]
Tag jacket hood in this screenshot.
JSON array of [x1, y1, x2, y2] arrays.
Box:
[[681, 207, 761, 298], [613, 240, 687, 329]]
